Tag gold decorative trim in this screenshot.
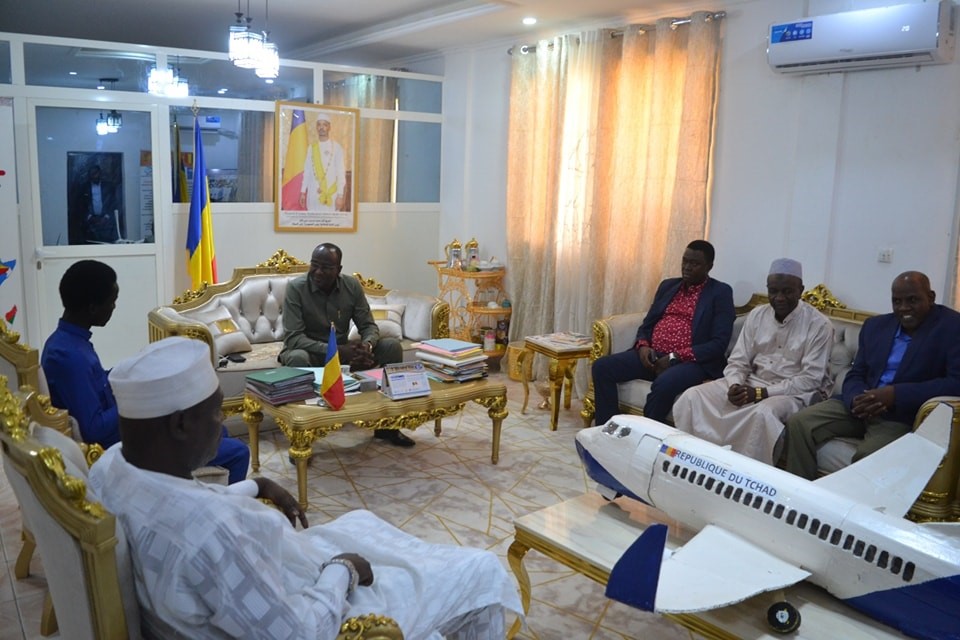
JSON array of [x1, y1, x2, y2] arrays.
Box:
[[0, 376, 30, 441], [81, 442, 105, 467], [0, 320, 30, 352], [172, 282, 210, 305], [802, 284, 847, 311], [257, 249, 307, 272], [336, 613, 403, 640], [354, 273, 385, 291]]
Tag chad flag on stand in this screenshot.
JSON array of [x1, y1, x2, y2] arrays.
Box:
[[281, 109, 308, 210], [186, 117, 218, 289], [321, 324, 346, 410]]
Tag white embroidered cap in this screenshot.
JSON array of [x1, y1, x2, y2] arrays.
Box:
[[769, 258, 802, 279], [109, 337, 219, 419], [316, 113, 331, 123]]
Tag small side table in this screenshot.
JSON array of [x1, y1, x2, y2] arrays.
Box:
[[519, 335, 592, 431]]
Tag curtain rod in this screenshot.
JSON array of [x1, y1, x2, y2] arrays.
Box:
[[507, 11, 726, 55]]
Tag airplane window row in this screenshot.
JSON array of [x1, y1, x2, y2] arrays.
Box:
[[664, 460, 916, 582]]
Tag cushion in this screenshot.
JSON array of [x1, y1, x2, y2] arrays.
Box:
[[189, 306, 253, 356], [349, 304, 405, 341]]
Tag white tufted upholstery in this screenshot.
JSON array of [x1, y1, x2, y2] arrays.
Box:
[[148, 262, 448, 419]]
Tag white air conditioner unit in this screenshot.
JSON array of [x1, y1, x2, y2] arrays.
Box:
[[768, 1, 955, 75], [183, 115, 222, 130]]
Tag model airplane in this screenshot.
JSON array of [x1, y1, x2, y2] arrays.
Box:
[[575, 405, 960, 640]]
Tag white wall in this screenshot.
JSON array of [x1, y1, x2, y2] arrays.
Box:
[[436, 44, 512, 273], [709, 0, 960, 312], [439, 0, 960, 314]]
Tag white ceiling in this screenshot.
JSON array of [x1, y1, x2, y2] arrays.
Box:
[[0, 0, 738, 67]]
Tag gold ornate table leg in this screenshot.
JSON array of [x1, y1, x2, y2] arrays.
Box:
[[243, 396, 263, 472], [547, 359, 574, 431], [507, 538, 532, 639], [278, 420, 321, 511], [475, 393, 508, 464], [519, 348, 531, 414], [562, 359, 577, 410]]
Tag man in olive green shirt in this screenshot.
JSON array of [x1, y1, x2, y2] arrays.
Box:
[[280, 242, 410, 446]]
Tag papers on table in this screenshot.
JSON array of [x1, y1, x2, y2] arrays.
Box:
[[525, 331, 592, 352]]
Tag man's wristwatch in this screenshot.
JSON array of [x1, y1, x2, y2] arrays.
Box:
[[321, 558, 360, 596], [668, 352, 679, 365]]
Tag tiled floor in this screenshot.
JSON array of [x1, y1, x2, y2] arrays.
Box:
[[0, 372, 697, 639]]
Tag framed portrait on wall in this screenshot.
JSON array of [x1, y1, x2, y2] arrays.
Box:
[[275, 101, 359, 232], [67, 151, 124, 245]]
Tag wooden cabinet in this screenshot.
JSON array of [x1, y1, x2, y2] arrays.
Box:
[[429, 262, 511, 353]]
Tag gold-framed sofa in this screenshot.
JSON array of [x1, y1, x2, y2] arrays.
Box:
[[581, 286, 960, 522], [147, 250, 449, 416]]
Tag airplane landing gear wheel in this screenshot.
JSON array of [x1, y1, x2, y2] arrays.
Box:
[[767, 602, 800, 634]]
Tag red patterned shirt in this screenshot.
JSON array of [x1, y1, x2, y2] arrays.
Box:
[[638, 281, 705, 362]]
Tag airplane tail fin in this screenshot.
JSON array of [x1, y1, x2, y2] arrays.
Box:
[[814, 402, 953, 517], [605, 524, 667, 611]]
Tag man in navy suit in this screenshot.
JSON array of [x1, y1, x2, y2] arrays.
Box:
[[785, 271, 960, 479], [591, 240, 735, 424]]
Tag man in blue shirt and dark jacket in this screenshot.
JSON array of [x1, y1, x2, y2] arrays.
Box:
[[41, 259, 250, 483]]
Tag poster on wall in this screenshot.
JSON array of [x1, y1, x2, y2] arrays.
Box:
[[0, 99, 21, 331], [274, 101, 358, 232], [66, 151, 125, 244]]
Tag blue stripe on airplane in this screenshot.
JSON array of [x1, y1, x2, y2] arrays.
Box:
[[575, 441, 648, 505], [845, 574, 960, 640]]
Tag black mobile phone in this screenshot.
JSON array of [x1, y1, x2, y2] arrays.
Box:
[[226, 353, 246, 363]]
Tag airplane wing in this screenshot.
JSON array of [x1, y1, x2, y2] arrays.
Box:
[[607, 523, 809, 614], [813, 403, 952, 518]]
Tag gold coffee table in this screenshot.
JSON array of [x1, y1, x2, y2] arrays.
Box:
[[243, 378, 508, 510], [508, 492, 909, 639]]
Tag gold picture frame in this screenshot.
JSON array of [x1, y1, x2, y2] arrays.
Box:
[[274, 101, 359, 232]]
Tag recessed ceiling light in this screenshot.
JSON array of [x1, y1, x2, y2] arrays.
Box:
[[97, 84, 105, 90], [217, 88, 228, 94], [265, 79, 274, 84], [522, 16, 537, 26], [68, 71, 77, 76]]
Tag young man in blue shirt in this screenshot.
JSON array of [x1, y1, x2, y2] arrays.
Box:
[[41, 259, 250, 483]]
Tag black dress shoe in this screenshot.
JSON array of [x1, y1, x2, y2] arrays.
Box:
[[373, 429, 416, 447]]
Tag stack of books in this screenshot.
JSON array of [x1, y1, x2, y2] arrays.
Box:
[[415, 338, 489, 382], [245, 367, 316, 404]]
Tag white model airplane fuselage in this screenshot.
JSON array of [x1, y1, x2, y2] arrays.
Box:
[[575, 405, 960, 640]]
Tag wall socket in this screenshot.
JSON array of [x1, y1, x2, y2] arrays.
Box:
[[878, 248, 894, 263]]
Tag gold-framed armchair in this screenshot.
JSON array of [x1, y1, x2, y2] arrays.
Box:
[[1, 380, 404, 639]]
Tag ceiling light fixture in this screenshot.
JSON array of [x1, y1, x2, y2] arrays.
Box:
[[522, 16, 537, 26], [230, 0, 264, 69], [96, 112, 109, 135], [106, 109, 123, 133], [148, 56, 190, 97], [254, 0, 279, 79]]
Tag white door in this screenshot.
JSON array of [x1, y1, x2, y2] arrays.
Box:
[[23, 99, 166, 369]]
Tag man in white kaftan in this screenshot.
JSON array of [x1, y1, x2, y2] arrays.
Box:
[[88, 337, 521, 640], [299, 114, 346, 212], [672, 259, 834, 464]]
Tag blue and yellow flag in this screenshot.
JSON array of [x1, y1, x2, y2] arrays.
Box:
[[186, 120, 217, 289], [321, 324, 346, 410]]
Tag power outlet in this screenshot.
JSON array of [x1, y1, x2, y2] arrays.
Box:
[[878, 248, 894, 263]]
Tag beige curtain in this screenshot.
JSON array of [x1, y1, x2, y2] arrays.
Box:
[[506, 14, 722, 383], [236, 111, 274, 202], [326, 76, 398, 202]]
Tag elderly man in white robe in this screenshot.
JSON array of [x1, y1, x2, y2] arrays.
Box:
[[672, 259, 834, 464], [88, 337, 521, 640]]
